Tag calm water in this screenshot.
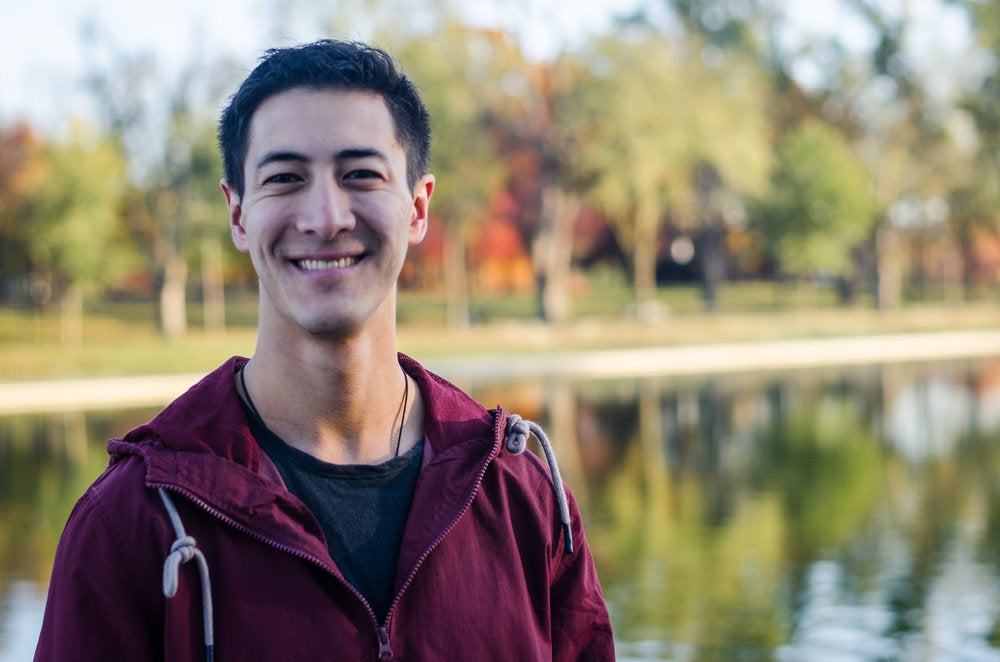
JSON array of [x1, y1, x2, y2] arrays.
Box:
[[2, 358, 1000, 661]]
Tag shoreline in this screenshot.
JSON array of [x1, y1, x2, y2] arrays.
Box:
[[3, 328, 1000, 415]]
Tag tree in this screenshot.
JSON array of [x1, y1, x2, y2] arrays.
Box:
[[955, 0, 1000, 290], [80, 21, 239, 338], [750, 119, 877, 291], [566, 29, 770, 310], [396, 25, 514, 328], [27, 123, 130, 343], [489, 51, 591, 324], [151, 99, 231, 339], [0, 122, 46, 299]]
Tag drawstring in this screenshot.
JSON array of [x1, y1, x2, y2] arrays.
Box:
[[159, 488, 215, 662], [504, 414, 574, 555]]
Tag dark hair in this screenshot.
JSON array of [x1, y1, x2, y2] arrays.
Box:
[[218, 39, 431, 198]]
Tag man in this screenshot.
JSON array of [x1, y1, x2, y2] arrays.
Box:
[[35, 39, 614, 660]]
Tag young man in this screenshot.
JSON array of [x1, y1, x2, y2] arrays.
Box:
[[35, 40, 614, 660]]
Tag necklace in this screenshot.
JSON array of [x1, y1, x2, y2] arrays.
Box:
[[394, 367, 409, 457], [238, 362, 411, 458]]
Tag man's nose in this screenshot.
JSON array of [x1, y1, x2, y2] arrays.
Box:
[[297, 180, 355, 238]]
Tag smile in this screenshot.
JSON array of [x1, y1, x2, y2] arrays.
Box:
[[296, 257, 360, 271]]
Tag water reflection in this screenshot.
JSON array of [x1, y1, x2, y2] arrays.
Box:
[[465, 359, 1000, 661], [2, 360, 1000, 660]]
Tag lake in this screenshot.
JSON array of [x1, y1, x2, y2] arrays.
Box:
[[2, 356, 1000, 661]]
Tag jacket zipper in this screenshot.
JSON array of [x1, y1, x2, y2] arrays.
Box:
[[151, 483, 388, 655], [378, 410, 504, 655], [376, 626, 393, 659]]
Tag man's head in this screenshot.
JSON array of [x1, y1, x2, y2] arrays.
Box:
[[219, 39, 431, 199]]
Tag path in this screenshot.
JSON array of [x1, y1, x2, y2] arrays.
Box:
[[3, 329, 1000, 415]]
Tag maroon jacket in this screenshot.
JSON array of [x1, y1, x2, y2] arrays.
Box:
[[35, 355, 614, 661]]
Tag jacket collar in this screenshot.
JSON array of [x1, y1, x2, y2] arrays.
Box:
[[107, 355, 504, 563], [110, 355, 501, 465]]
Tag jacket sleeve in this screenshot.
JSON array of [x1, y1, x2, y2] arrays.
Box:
[[34, 472, 163, 661], [549, 485, 616, 661]]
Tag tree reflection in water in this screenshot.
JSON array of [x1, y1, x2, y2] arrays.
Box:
[[2, 360, 1000, 660], [469, 359, 1000, 661]]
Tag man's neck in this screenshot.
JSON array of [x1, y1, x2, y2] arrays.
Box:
[[240, 330, 422, 465]]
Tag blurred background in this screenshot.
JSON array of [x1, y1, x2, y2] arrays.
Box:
[[4, 0, 1000, 344], [3, 0, 1000, 660]]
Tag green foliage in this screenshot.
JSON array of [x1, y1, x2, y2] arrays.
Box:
[[558, 30, 770, 298], [959, 0, 1000, 226], [751, 120, 877, 278], [396, 23, 510, 231], [27, 124, 131, 297]]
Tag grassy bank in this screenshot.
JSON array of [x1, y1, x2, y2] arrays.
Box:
[[2, 283, 999, 382]]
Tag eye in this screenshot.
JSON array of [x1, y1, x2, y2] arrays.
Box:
[[344, 169, 382, 180], [342, 169, 385, 189], [264, 172, 302, 185]]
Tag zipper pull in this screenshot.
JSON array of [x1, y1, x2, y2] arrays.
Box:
[[377, 625, 393, 659]]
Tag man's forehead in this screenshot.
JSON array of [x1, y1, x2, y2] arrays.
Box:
[[246, 88, 400, 157]]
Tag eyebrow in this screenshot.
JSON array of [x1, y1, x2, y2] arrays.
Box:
[[253, 150, 309, 172], [337, 147, 390, 163], [253, 147, 390, 172]]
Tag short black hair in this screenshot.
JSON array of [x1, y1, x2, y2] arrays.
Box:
[[218, 39, 431, 198]]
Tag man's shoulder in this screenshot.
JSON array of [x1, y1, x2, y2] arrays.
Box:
[[118, 356, 261, 467], [61, 454, 161, 549]]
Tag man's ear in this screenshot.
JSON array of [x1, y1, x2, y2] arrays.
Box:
[[409, 174, 435, 246], [221, 179, 249, 253]]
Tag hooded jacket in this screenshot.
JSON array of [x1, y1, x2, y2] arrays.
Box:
[[34, 355, 614, 661]]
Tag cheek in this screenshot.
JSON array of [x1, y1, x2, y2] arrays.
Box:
[[238, 204, 284, 249]]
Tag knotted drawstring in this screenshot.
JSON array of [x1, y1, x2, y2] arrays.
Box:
[[159, 488, 215, 662], [504, 414, 574, 554]]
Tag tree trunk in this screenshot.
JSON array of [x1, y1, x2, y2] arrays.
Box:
[[201, 236, 226, 336], [875, 224, 903, 309], [443, 225, 470, 330], [938, 235, 963, 305], [160, 251, 188, 339], [533, 186, 579, 324], [954, 223, 975, 300], [696, 222, 725, 312], [694, 163, 725, 312], [633, 202, 659, 306], [60, 282, 83, 347]]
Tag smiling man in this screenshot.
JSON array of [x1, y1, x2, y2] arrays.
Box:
[[35, 40, 614, 661]]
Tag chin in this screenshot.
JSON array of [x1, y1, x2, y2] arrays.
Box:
[[299, 318, 359, 339]]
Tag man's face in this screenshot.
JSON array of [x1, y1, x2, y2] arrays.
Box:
[[222, 88, 434, 340]]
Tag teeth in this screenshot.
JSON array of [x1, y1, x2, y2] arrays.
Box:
[[298, 257, 359, 270]]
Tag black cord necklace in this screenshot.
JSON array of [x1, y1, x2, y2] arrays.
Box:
[[394, 369, 409, 457], [238, 362, 265, 424], [238, 362, 410, 458]]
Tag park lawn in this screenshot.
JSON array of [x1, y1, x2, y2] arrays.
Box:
[[2, 282, 1000, 382]]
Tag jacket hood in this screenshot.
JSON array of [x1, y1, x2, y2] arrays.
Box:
[[110, 357, 261, 467]]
